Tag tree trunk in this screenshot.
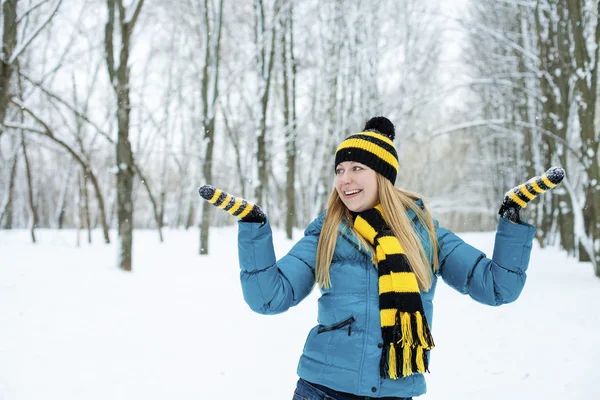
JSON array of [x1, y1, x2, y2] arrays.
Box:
[[517, 5, 541, 229], [83, 172, 92, 244], [105, 0, 145, 270], [55, 162, 74, 229], [185, 199, 195, 230], [253, 0, 277, 208], [553, 0, 575, 253], [76, 172, 83, 247], [0, 0, 18, 138], [88, 167, 110, 243], [0, 0, 18, 225], [200, 114, 214, 253], [133, 165, 163, 242], [199, 0, 214, 254], [199, 201, 211, 253], [567, 0, 600, 274], [199, 0, 224, 255], [20, 132, 37, 243], [282, 3, 297, 239], [115, 83, 134, 271], [534, 1, 573, 250], [221, 113, 246, 194], [0, 139, 18, 229]]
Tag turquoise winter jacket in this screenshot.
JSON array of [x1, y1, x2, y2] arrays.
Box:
[[237, 206, 536, 398]]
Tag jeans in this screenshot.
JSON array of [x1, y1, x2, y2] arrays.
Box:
[[292, 378, 413, 400]]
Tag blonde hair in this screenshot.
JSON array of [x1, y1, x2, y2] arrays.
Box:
[[315, 174, 439, 291]]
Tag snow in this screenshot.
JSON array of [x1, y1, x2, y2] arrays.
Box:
[[1, 226, 599, 400], [587, 148, 595, 158]]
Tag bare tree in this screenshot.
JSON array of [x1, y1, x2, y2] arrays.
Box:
[[0, 0, 62, 138], [567, 0, 600, 276], [7, 97, 111, 243], [281, 1, 297, 239], [20, 128, 37, 242], [535, 0, 574, 250], [198, 0, 224, 255], [104, 0, 145, 271], [0, 0, 18, 138], [0, 135, 19, 228], [253, 0, 278, 208], [54, 160, 74, 229]]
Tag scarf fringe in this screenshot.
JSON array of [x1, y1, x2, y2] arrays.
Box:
[[381, 311, 435, 379]]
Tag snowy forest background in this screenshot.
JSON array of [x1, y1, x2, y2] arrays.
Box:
[[0, 0, 599, 278]]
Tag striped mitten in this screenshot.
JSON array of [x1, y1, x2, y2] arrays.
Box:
[[198, 185, 266, 223], [499, 167, 565, 223]]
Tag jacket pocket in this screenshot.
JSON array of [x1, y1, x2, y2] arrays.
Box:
[[317, 316, 355, 336]]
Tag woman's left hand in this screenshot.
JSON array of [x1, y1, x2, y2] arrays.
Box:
[[498, 167, 565, 223]]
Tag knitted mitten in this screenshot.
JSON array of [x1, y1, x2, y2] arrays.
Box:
[[499, 167, 565, 223], [198, 185, 266, 224]]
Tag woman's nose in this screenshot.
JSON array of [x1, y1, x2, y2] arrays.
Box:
[[340, 171, 352, 184]]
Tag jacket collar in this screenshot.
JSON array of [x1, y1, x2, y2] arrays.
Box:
[[306, 199, 425, 258]]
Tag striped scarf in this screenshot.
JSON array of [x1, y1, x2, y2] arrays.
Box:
[[352, 205, 434, 379]]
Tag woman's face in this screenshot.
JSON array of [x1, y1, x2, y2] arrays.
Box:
[[334, 161, 379, 212]]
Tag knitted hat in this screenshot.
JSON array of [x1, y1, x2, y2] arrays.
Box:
[[334, 116, 399, 185]]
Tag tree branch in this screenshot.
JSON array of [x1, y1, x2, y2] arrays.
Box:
[[16, 0, 53, 24], [8, 0, 63, 65], [8, 97, 111, 243], [427, 117, 585, 166], [128, 0, 145, 28], [17, 70, 115, 144], [105, 0, 117, 86], [457, 18, 540, 63], [4, 121, 46, 134]]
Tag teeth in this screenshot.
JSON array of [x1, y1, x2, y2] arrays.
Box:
[[345, 190, 360, 195]]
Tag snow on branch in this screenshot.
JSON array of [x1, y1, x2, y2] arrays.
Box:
[[17, 70, 115, 145], [8, 0, 63, 65], [16, 0, 53, 24], [427, 118, 585, 167], [9, 97, 55, 137], [429, 119, 506, 138], [466, 20, 539, 63], [494, 0, 536, 7], [10, 96, 29, 111], [4, 121, 47, 135]]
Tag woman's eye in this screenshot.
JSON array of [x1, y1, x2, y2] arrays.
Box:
[[353, 166, 363, 171], [335, 169, 343, 175]]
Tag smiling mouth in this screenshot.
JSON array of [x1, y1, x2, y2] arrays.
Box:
[[344, 189, 362, 197]]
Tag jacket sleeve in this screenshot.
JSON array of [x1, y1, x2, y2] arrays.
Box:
[[436, 217, 536, 306], [237, 218, 318, 315]]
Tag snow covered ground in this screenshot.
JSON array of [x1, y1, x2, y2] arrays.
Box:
[[1, 225, 598, 400]]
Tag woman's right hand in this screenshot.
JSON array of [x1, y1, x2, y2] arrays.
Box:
[[198, 185, 266, 223]]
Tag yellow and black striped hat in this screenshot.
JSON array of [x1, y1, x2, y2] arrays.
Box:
[[335, 116, 399, 184]]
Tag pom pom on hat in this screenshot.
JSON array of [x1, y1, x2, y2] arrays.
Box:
[[364, 116, 395, 140]]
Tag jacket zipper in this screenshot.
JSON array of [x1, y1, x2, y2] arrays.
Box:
[[317, 316, 355, 336], [339, 230, 365, 255]]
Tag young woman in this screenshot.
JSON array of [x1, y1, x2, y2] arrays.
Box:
[[199, 116, 564, 400]]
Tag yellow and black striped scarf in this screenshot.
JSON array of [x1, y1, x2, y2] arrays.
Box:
[[352, 205, 434, 379]]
